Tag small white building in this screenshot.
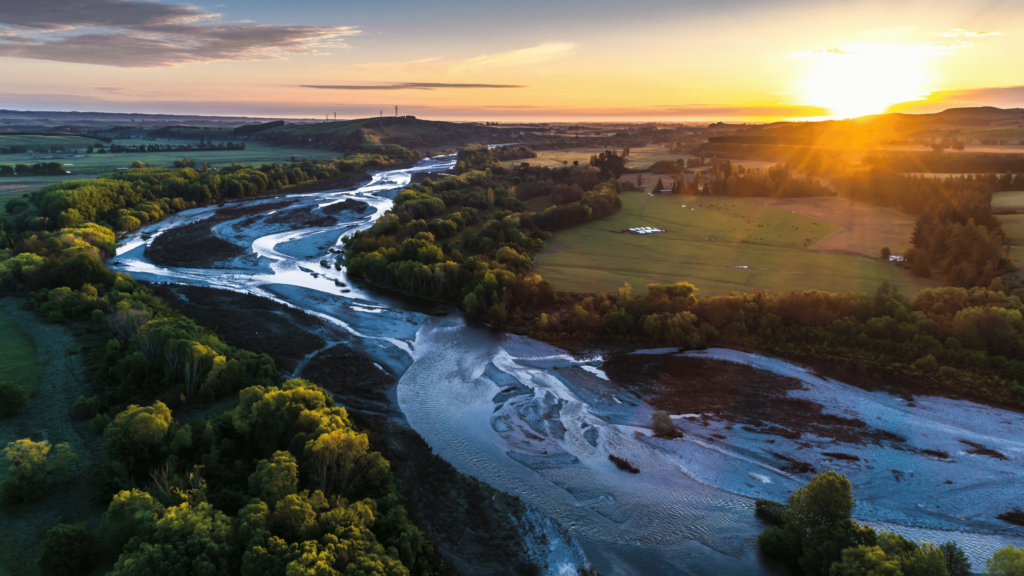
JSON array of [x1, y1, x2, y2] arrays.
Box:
[[889, 255, 905, 262]]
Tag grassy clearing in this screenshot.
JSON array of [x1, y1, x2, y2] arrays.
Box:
[[992, 191, 1024, 210], [533, 192, 937, 296], [996, 214, 1024, 268], [0, 185, 35, 210], [0, 300, 108, 576], [0, 308, 42, 394]]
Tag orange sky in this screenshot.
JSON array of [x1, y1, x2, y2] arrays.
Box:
[[1, 0, 1022, 121]]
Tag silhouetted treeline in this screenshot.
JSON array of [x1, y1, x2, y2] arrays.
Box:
[[105, 142, 245, 154], [863, 152, 1024, 174]]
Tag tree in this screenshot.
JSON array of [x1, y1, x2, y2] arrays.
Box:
[[0, 382, 27, 417], [38, 522, 98, 576], [100, 489, 166, 551], [800, 519, 877, 576], [831, 546, 902, 576], [787, 471, 855, 534], [248, 451, 299, 507], [653, 178, 665, 194], [986, 546, 1024, 576], [130, 161, 144, 169], [939, 541, 972, 576], [306, 429, 371, 496], [881, 246, 891, 261], [0, 439, 77, 503], [901, 541, 950, 576]]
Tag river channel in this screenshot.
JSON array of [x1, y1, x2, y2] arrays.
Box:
[[110, 156, 1024, 575]]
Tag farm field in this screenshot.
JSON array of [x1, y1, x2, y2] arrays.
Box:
[[765, 197, 916, 256], [527, 146, 693, 169], [996, 214, 1024, 268], [0, 301, 107, 576], [0, 141, 335, 184], [0, 133, 104, 151], [533, 192, 937, 296], [0, 185, 35, 210], [992, 190, 1024, 210]]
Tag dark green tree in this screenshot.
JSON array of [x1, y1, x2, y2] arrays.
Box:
[[37, 522, 98, 576]]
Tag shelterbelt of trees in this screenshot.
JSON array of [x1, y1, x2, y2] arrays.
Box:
[[341, 147, 1024, 411], [0, 148, 443, 575]]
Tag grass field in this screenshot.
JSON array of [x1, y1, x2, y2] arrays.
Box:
[[992, 191, 1024, 210], [533, 192, 937, 296], [996, 213, 1024, 269], [0, 133, 104, 152], [0, 301, 107, 576], [0, 141, 336, 185], [0, 309, 42, 394], [528, 146, 694, 169], [766, 197, 916, 256]]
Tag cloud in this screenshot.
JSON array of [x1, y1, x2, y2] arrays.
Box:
[[918, 41, 974, 51], [888, 85, 1024, 113], [356, 42, 576, 74], [0, 0, 357, 67], [303, 83, 526, 90], [942, 29, 1000, 38]]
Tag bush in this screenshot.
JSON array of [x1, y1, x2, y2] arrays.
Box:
[[755, 499, 787, 526], [0, 382, 28, 417], [985, 546, 1024, 576], [759, 524, 804, 564], [72, 395, 102, 419], [651, 410, 677, 436], [37, 522, 98, 576]]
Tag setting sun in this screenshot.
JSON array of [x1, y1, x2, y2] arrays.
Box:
[[801, 46, 927, 118]]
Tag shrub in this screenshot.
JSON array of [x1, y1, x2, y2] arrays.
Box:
[[651, 410, 677, 436], [37, 522, 98, 576], [985, 546, 1024, 576], [72, 395, 102, 419], [0, 382, 28, 417], [755, 499, 787, 526]]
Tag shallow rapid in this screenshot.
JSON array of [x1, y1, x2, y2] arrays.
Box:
[[111, 156, 1024, 575]]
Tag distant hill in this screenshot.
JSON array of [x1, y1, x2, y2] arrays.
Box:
[[709, 107, 1024, 148], [246, 116, 537, 152]]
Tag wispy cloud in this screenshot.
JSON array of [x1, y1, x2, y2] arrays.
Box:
[[789, 47, 861, 58], [0, 0, 357, 67], [303, 82, 526, 90], [942, 29, 1000, 38], [356, 42, 576, 74]]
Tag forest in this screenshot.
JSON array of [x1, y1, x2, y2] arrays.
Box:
[[0, 150, 455, 575]]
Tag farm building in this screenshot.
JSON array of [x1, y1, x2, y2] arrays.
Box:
[[628, 227, 665, 235], [889, 255, 905, 262]]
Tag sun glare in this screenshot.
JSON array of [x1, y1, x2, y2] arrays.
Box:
[[802, 47, 926, 118]]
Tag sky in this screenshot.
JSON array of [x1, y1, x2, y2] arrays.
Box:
[[1, 0, 1023, 121]]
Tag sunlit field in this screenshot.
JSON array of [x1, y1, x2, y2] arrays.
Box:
[[525, 146, 692, 169], [534, 191, 935, 296]]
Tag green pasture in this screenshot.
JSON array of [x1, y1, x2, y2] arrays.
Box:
[[0, 301, 107, 576], [533, 192, 937, 296]]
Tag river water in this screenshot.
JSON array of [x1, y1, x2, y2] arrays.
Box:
[[110, 156, 1024, 575]]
